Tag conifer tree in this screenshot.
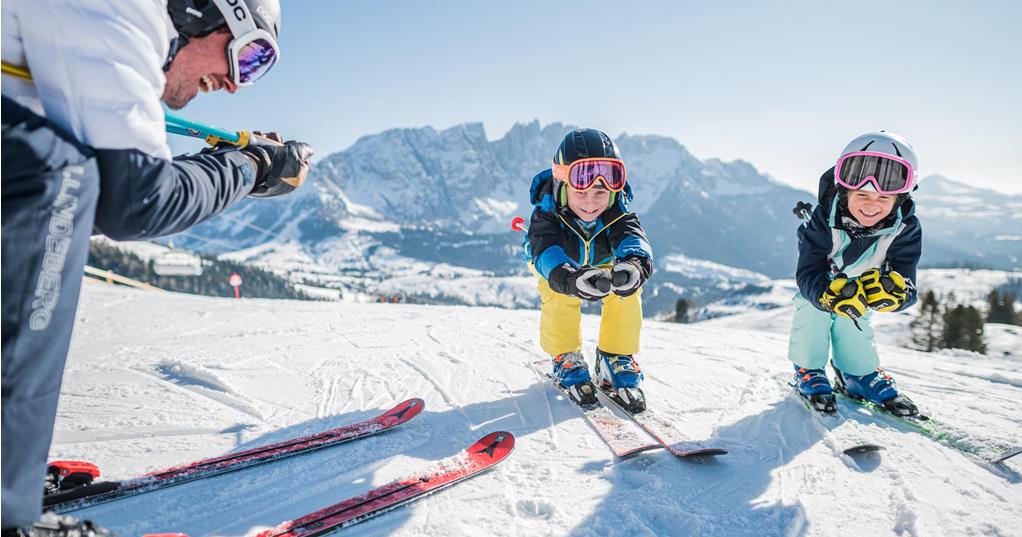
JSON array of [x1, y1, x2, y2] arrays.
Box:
[[986, 290, 1018, 325], [910, 290, 942, 352], [675, 298, 691, 324], [943, 304, 986, 353]]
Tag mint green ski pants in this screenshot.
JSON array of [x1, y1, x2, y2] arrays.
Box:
[[787, 294, 879, 376]]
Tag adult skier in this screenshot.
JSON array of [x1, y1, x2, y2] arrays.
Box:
[[789, 131, 922, 416], [523, 128, 654, 413], [1, 1, 312, 534]]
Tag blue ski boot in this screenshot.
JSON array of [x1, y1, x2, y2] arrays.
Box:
[[552, 352, 598, 405], [595, 349, 646, 413], [793, 364, 836, 413], [832, 363, 919, 417]]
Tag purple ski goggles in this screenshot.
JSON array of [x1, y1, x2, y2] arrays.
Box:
[[228, 29, 279, 86]]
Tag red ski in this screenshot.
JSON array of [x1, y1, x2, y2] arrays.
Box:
[[256, 431, 515, 536], [46, 398, 424, 513]]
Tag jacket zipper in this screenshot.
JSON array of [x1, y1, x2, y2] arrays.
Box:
[[556, 212, 629, 266]]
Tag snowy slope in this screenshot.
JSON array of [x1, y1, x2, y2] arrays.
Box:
[[52, 283, 1021, 536]]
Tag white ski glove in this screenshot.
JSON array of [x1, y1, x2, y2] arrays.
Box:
[[550, 264, 612, 300], [572, 266, 613, 300], [611, 258, 643, 297]]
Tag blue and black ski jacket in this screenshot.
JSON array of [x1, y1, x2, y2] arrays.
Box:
[[523, 169, 653, 283], [796, 168, 922, 312]]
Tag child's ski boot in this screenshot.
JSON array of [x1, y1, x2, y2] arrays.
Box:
[[793, 364, 836, 413], [552, 352, 598, 405], [595, 349, 646, 413], [832, 362, 919, 417]]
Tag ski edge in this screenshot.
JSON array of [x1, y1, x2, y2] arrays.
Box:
[[992, 448, 1022, 465]]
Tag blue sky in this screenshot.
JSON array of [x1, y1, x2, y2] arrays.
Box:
[[173, 1, 1021, 194]]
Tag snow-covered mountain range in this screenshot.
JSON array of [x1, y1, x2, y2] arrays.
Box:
[[911, 175, 1022, 270], [173, 121, 1021, 315]]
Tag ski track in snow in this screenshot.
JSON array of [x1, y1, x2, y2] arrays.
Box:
[[52, 284, 1022, 536]]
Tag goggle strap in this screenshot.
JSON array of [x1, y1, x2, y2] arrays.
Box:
[[211, 0, 258, 38]]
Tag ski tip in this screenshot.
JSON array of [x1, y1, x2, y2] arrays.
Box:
[[385, 398, 426, 423], [469, 431, 515, 464], [677, 448, 728, 458], [843, 444, 885, 456]]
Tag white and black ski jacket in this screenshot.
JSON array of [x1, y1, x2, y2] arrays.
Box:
[[1, 0, 256, 239]]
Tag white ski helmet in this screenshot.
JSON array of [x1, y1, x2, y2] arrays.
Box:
[[166, 0, 282, 86], [836, 131, 919, 193]]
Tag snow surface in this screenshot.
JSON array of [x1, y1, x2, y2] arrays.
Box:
[[53, 282, 1022, 536]]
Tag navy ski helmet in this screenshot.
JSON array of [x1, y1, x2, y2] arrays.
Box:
[[554, 128, 622, 167], [553, 129, 623, 207]]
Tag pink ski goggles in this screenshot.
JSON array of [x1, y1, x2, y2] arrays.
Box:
[[551, 158, 627, 192], [835, 151, 916, 194]]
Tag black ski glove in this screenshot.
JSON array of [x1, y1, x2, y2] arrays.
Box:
[[240, 132, 314, 198], [548, 264, 612, 301], [611, 256, 651, 297]]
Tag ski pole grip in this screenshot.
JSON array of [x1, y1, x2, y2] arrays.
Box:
[[205, 130, 252, 148], [792, 201, 813, 221]]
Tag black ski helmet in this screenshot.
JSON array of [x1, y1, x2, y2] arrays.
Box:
[[165, 0, 281, 70], [552, 128, 623, 208]]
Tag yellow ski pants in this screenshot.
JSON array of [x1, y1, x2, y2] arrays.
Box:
[[535, 272, 643, 357]]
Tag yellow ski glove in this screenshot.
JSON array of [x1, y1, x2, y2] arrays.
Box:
[[819, 275, 868, 319], [859, 268, 909, 312]]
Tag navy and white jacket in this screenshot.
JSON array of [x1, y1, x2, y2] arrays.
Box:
[[797, 168, 922, 312], [523, 169, 653, 281], [2, 0, 256, 240]]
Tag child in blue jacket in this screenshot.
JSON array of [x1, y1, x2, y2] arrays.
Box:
[[524, 128, 654, 412], [790, 131, 921, 416]]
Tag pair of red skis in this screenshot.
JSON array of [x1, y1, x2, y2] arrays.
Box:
[[46, 399, 515, 536]]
